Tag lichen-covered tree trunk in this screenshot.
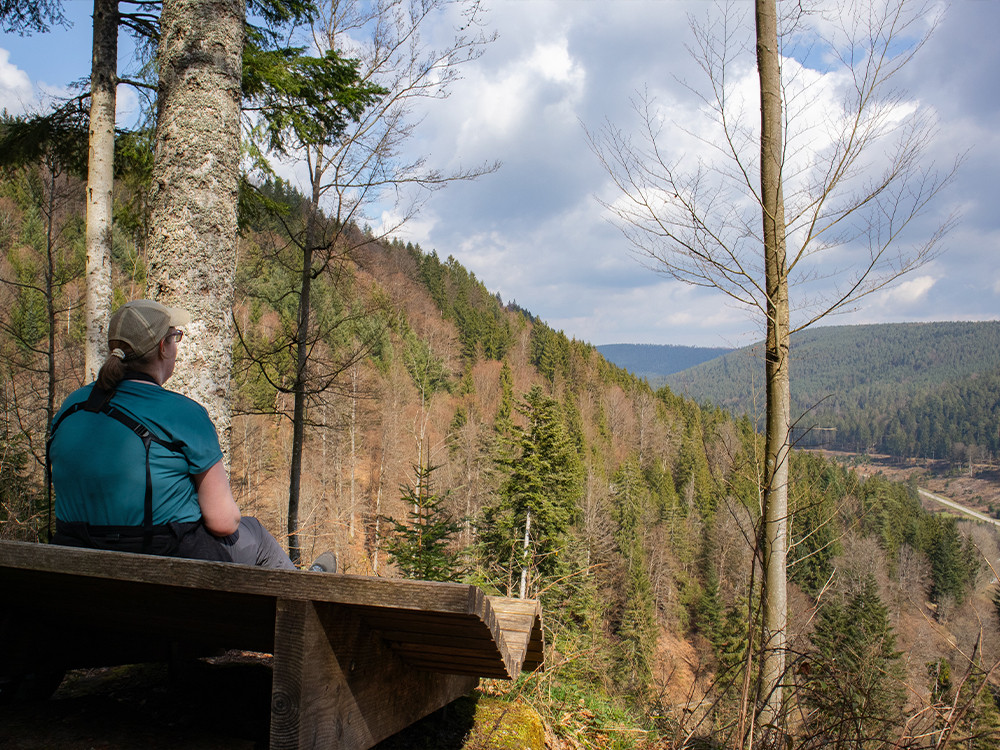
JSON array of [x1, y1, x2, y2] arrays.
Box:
[[84, 0, 118, 381], [146, 0, 245, 455], [755, 0, 790, 736]]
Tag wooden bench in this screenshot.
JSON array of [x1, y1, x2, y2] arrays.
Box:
[[0, 540, 543, 749]]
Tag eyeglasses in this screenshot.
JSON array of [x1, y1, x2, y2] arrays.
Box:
[[166, 329, 184, 343]]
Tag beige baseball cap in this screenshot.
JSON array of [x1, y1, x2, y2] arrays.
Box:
[[108, 300, 191, 359]]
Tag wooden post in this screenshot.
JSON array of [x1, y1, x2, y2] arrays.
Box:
[[271, 598, 478, 750]]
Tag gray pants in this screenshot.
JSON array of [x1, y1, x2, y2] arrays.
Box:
[[219, 517, 296, 569]]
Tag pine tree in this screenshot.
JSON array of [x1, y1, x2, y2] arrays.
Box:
[[924, 514, 969, 609], [927, 654, 1000, 750], [494, 360, 514, 433], [0, 389, 39, 540], [789, 452, 841, 596]]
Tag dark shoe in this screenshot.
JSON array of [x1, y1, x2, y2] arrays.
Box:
[[309, 551, 338, 573]]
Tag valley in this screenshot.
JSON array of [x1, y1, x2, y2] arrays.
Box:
[[815, 449, 1000, 520]]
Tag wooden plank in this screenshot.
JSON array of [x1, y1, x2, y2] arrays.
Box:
[[2, 540, 544, 749], [486, 596, 545, 674], [353, 606, 518, 678], [486, 596, 541, 616], [376, 629, 499, 651], [1, 541, 544, 679], [0, 566, 276, 655], [521, 611, 546, 672], [0, 541, 489, 617], [270, 599, 478, 750]]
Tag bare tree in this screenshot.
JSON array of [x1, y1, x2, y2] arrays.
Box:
[[590, 0, 959, 737], [302, 0, 498, 239], [0, 108, 88, 535], [1, 0, 158, 381], [238, 0, 498, 564]]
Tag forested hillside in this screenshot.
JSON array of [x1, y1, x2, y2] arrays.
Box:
[[2, 158, 999, 747], [597, 343, 733, 380], [665, 322, 1000, 460]]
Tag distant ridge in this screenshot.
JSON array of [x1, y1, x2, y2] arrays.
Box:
[[597, 343, 734, 379], [663, 320, 1000, 457]]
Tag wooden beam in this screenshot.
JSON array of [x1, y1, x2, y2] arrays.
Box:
[[487, 596, 545, 673], [270, 598, 478, 750], [1, 542, 488, 616]]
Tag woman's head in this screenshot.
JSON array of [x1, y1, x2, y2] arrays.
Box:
[[96, 300, 190, 390]]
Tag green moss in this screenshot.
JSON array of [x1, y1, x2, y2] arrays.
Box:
[[373, 694, 545, 750], [466, 697, 545, 750]]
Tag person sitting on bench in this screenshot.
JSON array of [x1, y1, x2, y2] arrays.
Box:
[[49, 299, 295, 569]]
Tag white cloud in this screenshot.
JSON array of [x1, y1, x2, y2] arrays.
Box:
[[379, 207, 437, 247], [876, 274, 937, 308], [115, 83, 141, 127], [550, 280, 758, 347], [0, 48, 34, 115], [453, 37, 586, 146]]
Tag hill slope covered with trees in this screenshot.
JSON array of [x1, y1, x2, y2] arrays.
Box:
[[665, 322, 1000, 459]]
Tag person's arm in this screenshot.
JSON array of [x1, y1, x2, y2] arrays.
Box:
[[193, 460, 241, 536]]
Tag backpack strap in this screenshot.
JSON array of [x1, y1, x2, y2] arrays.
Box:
[[48, 385, 186, 553]]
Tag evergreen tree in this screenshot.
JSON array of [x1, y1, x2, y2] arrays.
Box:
[[927, 654, 1000, 750], [611, 457, 657, 693], [384, 461, 461, 582], [494, 360, 513, 433], [708, 594, 758, 733], [802, 575, 905, 748], [789, 452, 841, 596], [478, 385, 583, 597], [673, 409, 716, 516], [0, 385, 40, 540], [924, 514, 969, 608]]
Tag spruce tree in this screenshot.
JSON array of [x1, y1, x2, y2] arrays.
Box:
[[478, 385, 583, 596], [384, 461, 461, 582], [924, 515, 968, 608], [803, 575, 904, 748], [611, 458, 657, 693]]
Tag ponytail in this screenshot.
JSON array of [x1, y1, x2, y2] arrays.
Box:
[[96, 340, 157, 391], [96, 344, 129, 391]]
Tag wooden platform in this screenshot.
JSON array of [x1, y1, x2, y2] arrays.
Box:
[[0, 540, 543, 749]]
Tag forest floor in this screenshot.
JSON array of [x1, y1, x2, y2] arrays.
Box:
[[815, 450, 1000, 517], [0, 653, 542, 750]]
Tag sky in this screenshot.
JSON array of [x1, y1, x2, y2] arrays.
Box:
[[2, 0, 998, 349]]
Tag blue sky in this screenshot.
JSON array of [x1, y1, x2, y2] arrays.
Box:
[[2, 0, 997, 348]]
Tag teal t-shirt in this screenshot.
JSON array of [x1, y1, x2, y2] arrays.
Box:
[[50, 381, 224, 527]]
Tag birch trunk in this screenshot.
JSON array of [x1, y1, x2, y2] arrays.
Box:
[[146, 0, 244, 457], [84, 0, 118, 381], [519, 510, 532, 599], [755, 0, 790, 735]]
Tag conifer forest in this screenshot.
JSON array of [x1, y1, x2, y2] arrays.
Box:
[[2, 1, 999, 748]]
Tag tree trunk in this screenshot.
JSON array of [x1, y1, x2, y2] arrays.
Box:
[[44, 165, 58, 534], [287, 150, 324, 565], [755, 0, 790, 736], [519, 510, 532, 599], [146, 0, 244, 457], [84, 0, 118, 382], [349, 364, 358, 540]]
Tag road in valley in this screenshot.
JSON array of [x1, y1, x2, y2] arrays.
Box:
[[918, 488, 1000, 528]]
